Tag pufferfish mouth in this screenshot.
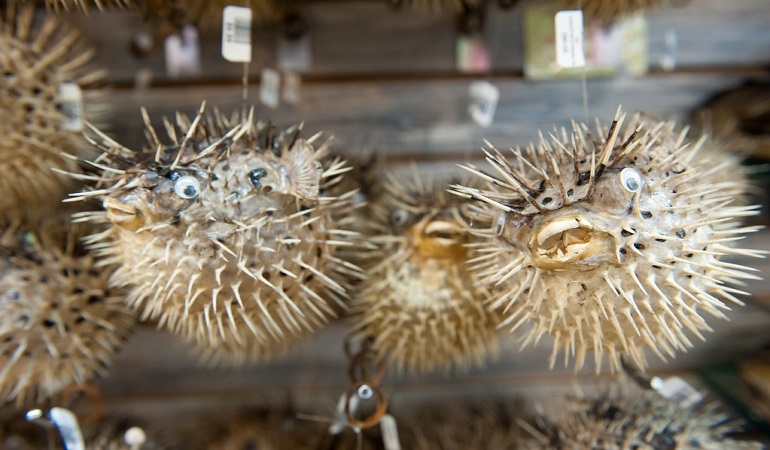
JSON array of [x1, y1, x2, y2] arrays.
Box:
[[528, 215, 614, 270], [103, 198, 137, 221], [103, 197, 143, 231], [411, 219, 468, 261]]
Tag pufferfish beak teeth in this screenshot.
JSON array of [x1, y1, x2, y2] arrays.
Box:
[[103, 197, 139, 223]]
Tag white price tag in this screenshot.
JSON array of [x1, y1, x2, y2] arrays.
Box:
[[659, 28, 678, 72], [555, 10, 585, 68], [282, 72, 301, 105], [259, 68, 281, 108], [468, 80, 500, 127], [58, 83, 84, 132], [221, 6, 252, 63], [652, 376, 704, 409], [164, 25, 202, 78], [278, 33, 312, 73], [379, 414, 401, 450]]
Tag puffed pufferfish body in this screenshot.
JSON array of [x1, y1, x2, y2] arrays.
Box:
[[0, 226, 134, 406], [522, 388, 762, 449], [561, 0, 661, 26], [452, 108, 763, 372], [351, 170, 502, 373], [69, 106, 359, 365], [0, 5, 103, 230]]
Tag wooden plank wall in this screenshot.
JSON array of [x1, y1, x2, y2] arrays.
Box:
[[23, 0, 770, 435]]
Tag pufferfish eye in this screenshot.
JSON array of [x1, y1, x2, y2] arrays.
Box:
[[173, 175, 201, 199], [391, 209, 409, 226], [494, 212, 507, 236], [620, 167, 643, 193]]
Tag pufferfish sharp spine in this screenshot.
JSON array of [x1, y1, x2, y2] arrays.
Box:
[[68, 105, 360, 366], [0, 226, 135, 407], [350, 169, 503, 374], [452, 107, 764, 373]]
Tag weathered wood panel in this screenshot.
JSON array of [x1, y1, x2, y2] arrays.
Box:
[[99, 73, 750, 155], [59, 0, 770, 85]]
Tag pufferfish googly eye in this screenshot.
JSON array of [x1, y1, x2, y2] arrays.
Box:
[[173, 175, 201, 199], [494, 212, 507, 236], [391, 209, 409, 226], [620, 167, 643, 193]]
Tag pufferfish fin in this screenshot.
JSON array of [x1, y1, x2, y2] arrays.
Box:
[[287, 140, 322, 200]]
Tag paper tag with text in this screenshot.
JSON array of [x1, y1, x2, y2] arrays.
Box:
[[278, 33, 312, 73], [165, 25, 202, 78], [58, 83, 84, 132], [456, 34, 491, 73], [468, 80, 500, 127], [259, 68, 281, 108], [555, 10, 585, 68], [282, 72, 302, 105], [222, 6, 252, 62]]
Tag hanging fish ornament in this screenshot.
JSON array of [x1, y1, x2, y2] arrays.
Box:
[[561, 0, 662, 26], [0, 5, 103, 232], [0, 224, 134, 406], [67, 105, 359, 365], [521, 387, 763, 449], [350, 169, 502, 373], [453, 108, 764, 372]]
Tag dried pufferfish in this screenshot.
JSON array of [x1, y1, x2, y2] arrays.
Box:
[[69, 106, 359, 365], [696, 81, 770, 161], [561, 0, 662, 26], [350, 170, 502, 374], [0, 226, 134, 407], [521, 388, 762, 449], [452, 108, 764, 372], [37, 0, 279, 27], [0, 5, 103, 231]]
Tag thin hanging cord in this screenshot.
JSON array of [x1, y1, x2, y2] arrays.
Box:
[[579, 0, 589, 122], [241, 61, 249, 117]]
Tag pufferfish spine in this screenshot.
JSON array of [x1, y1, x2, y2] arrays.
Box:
[[38, 0, 132, 13], [0, 5, 104, 231], [452, 108, 764, 372], [350, 170, 502, 374], [68, 105, 360, 365], [521, 388, 763, 449], [0, 227, 134, 407]]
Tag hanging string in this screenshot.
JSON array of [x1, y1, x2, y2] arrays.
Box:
[[242, 61, 249, 118], [579, 0, 589, 122]]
